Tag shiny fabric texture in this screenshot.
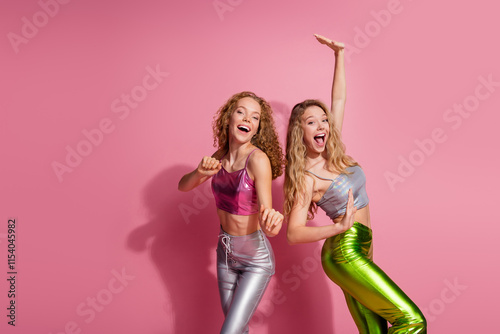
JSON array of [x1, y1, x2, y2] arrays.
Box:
[[212, 149, 259, 215], [308, 166, 369, 219], [322, 222, 426, 333], [217, 228, 275, 334]]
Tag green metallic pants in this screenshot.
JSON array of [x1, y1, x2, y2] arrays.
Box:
[[322, 222, 426, 333]]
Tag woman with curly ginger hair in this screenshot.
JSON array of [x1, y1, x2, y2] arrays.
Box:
[[179, 91, 284, 333], [285, 35, 426, 333]]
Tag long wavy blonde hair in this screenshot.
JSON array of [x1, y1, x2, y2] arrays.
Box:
[[284, 99, 357, 219], [212, 91, 284, 179]]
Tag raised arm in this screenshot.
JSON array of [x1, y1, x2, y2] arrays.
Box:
[[314, 34, 346, 134], [248, 151, 283, 237], [178, 156, 221, 192], [287, 176, 356, 245]]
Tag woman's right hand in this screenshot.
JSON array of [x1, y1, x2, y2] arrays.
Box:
[[197, 156, 222, 176], [336, 189, 357, 232]]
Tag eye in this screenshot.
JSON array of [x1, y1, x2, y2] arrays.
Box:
[[322, 119, 328, 123], [253, 116, 259, 121], [308, 121, 315, 125]]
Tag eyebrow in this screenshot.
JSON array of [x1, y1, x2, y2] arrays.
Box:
[[236, 106, 261, 115], [305, 114, 327, 119]]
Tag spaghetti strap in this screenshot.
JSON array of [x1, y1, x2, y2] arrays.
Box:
[[305, 170, 334, 181], [245, 149, 259, 168]]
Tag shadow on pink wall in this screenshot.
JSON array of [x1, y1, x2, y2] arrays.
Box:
[[127, 165, 222, 333]]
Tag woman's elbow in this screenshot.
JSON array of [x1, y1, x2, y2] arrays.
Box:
[[177, 178, 192, 192], [287, 231, 299, 245]]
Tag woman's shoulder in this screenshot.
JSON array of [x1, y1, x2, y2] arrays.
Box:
[[247, 148, 270, 167], [345, 163, 362, 172], [248, 147, 269, 163], [246, 148, 271, 174]]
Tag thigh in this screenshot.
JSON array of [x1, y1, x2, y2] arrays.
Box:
[[322, 226, 423, 327], [217, 264, 239, 316], [327, 252, 422, 326], [221, 270, 272, 334]]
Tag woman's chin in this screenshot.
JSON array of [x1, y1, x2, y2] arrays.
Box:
[[306, 146, 326, 156]]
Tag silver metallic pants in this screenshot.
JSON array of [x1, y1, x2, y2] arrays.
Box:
[[217, 228, 275, 334]]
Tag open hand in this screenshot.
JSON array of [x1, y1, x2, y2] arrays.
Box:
[[314, 34, 345, 53], [336, 189, 357, 232]]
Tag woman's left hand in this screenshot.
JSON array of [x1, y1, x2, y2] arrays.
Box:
[[314, 34, 345, 53], [336, 189, 357, 233], [259, 205, 283, 236]]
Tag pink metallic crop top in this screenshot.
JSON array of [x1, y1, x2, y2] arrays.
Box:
[[211, 149, 259, 215]]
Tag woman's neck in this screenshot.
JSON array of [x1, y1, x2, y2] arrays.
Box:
[[305, 151, 327, 170], [226, 139, 254, 163]]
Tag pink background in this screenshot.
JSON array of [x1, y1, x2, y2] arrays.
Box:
[[2, 0, 499, 333]]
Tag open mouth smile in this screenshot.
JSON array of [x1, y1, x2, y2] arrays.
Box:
[[237, 125, 251, 133], [314, 133, 326, 145]]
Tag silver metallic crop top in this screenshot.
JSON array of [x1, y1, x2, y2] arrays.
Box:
[[306, 165, 369, 219]]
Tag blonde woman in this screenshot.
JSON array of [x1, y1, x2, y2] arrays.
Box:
[[284, 35, 426, 333], [179, 92, 284, 333]]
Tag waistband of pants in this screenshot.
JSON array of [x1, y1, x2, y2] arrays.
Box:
[[352, 221, 371, 232], [218, 226, 263, 241], [334, 221, 372, 241]]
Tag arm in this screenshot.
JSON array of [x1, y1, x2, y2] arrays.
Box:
[[249, 151, 283, 237], [314, 34, 346, 134], [287, 176, 356, 244], [178, 156, 221, 192]]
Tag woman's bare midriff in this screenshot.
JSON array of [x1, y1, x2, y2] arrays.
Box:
[[217, 209, 261, 236], [332, 205, 371, 228]]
